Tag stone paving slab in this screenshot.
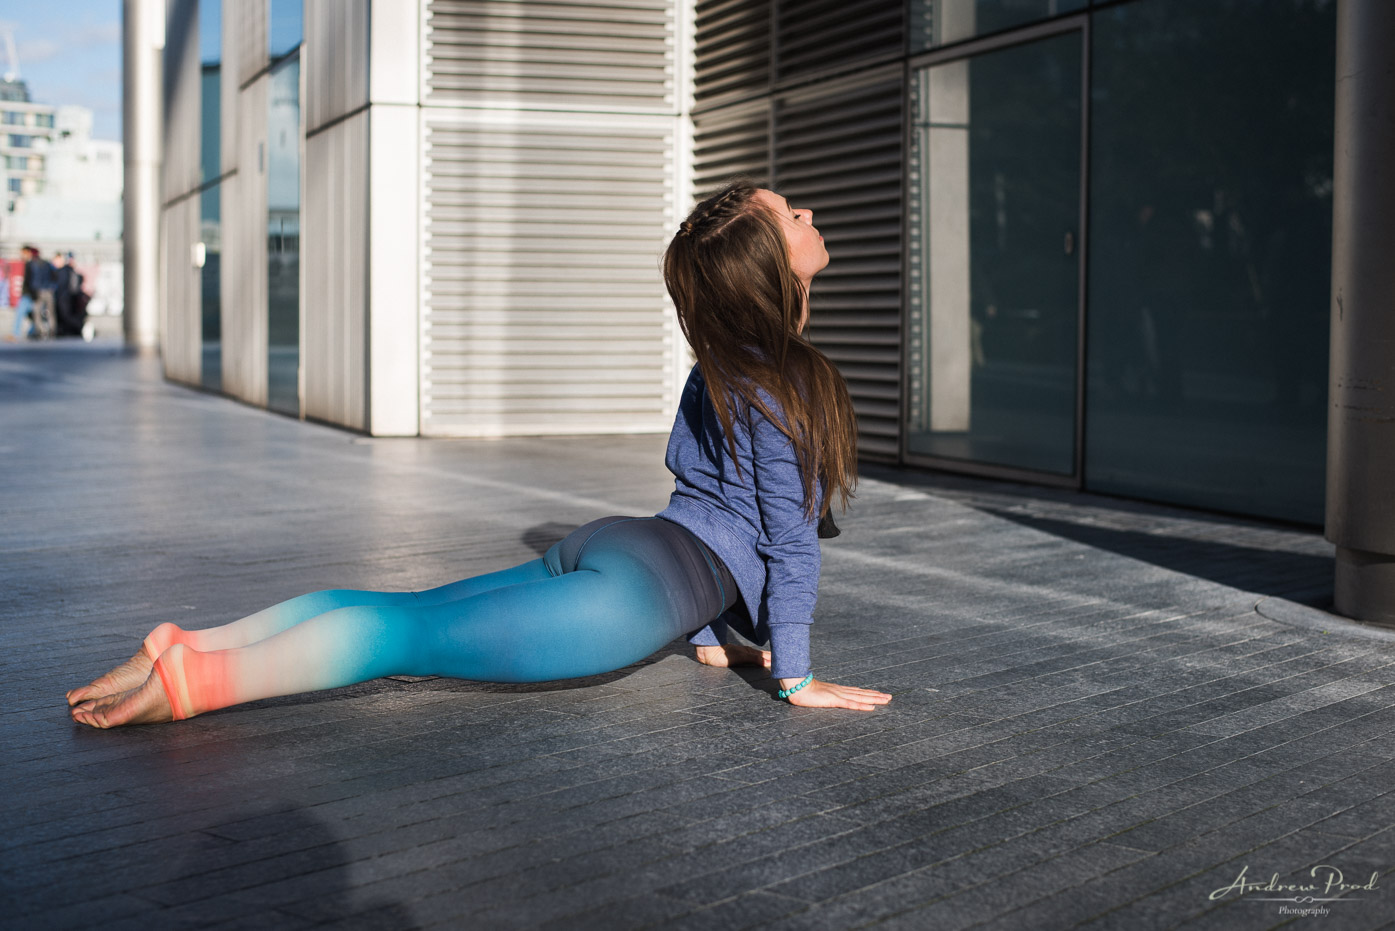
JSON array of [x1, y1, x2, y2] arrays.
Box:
[[1, 343, 1392, 930]]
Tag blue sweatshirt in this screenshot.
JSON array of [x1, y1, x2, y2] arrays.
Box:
[[658, 364, 820, 679]]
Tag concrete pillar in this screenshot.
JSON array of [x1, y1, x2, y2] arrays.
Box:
[[122, 0, 163, 351], [1327, 0, 1395, 625]]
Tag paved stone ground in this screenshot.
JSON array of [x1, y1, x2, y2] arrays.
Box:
[[2, 343, 1392, 930]]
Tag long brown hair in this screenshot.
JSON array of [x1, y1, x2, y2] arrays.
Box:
[[663, 180, 857, 518]]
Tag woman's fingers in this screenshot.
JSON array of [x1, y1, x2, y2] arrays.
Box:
[[786, 679, 892, 710]]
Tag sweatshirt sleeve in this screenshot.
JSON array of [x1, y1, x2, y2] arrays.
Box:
[[750, 404, 820, 679], [686, 617, 728, 646]]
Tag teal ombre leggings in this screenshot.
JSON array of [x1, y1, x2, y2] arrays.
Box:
[[146, 517, 736, 720]]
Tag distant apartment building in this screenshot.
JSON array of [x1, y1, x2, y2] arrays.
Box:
[[158, 0, 1338, 527], [1, 78, 57, 211], [2, 79, 123, 253]]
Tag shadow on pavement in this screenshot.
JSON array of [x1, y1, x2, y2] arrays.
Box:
[[976, 506, 1333, 607], [863, 464, 1334, 607]]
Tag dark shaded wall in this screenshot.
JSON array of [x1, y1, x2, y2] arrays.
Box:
[[1085, 0, 1335, 524], [691, 0, 1335, 523], [693, 0, 905, 459]]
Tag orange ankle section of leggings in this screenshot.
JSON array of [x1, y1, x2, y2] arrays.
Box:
[[152, 648, 191, 721], [142, 622, 185, 662], [152, 644, 243, 721]]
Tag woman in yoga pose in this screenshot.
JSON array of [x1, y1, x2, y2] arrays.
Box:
[[67, 182, 893, 727]]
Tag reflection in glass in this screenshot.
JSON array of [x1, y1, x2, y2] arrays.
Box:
[[199, 0, 221, 391], [201, 185, 222, 391], [907, 31, 1082, 475], [267, 56, 300, 416], [1086, 0, 1334, 523], [910, 0, 1087, 51], [269, 0, 303, 61]]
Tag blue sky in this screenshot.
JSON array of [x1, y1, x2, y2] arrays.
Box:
[[0, 0, 122, 141]]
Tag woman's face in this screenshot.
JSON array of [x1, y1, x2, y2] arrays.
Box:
[[754, 189, 829, 286]]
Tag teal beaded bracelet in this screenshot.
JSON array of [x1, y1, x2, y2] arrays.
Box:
[[778, 673, 814, 700]]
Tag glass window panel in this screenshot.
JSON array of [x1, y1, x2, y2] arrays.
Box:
[[1086, 0, 1335, 524], [910, 0, 1087, 52], [907, 30, 1082, 476], [200, 69, 219, 182], [201, 184, 222, 391], [200, 0, 221, 183], [269, 0, 303, 60], [267, 55, 300, 416]]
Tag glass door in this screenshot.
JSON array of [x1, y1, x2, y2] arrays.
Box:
[[906, 25, 1085, 479]]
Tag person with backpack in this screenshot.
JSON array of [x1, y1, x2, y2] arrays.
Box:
[[53, 252, 89, 338]]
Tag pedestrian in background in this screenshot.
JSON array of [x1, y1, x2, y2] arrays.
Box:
[[5, 245, 42, 344], [54, 252, 88, 338], [30, 248, 57, 339]]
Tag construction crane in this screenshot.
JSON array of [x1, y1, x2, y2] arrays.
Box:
[[1, 23, 19, 83]]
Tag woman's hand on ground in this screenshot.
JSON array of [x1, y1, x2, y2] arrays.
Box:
[[695, 644, 771, 668], [781, 677, 892, 711]]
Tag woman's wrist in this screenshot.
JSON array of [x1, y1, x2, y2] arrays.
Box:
[[777, 673, 814, 699]]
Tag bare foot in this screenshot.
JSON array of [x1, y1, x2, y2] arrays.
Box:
[[66, 649, 153, 707], [70, 669, 174, 728], [695, 644, 771, 669]]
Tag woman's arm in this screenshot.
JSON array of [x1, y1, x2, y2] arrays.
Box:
[[749, 402, 891, 711], [748, 403, 819, 679]]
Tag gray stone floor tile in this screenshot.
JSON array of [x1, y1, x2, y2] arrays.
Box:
[[4, 345, 1393, 929]]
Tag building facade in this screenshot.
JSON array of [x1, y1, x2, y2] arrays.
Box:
[[3, 79, 124, 317], [162, 0, 690, 437], [1, 80, 56, 211], [159, 0, 1337, 526]]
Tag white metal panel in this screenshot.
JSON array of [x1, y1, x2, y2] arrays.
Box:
[[221, 76, 269, 407], [369, 104, 422, 436], [236, 0, 270, 87], [693, 98, 769, 196], [162, 196, 202, 384], [162, 0, 201, 203], [221, 0, 240, 172], [303, 111, 369, 430], [370, 0, 421, 105], [693, 0, 770, 110], [775, 66, 904, 459], [420, 109, 681, 436], [424, 0, 677, 113], [160, 0, 202, 385], [305, 0, 369, 132], [774, 0, 902, 83]]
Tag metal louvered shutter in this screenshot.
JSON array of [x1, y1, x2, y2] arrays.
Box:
[[693, 100, 771, 198], [425, 0, 677, 111], [694, 0, 771, 109], [774, 0, 904, 84], [775, 67, 904, 460], [421, 113, 679, 436]]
